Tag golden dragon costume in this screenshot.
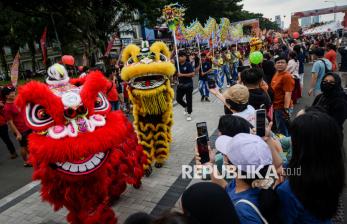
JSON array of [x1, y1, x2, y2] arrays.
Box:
[[250, 37, 263, 52], [121, 41, 175, 176]]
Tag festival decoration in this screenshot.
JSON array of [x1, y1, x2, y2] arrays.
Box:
[[10, 51, 20, 87], [162, 3, 185, 73], [274, 37, 279, 43], [62, 55, 75, 66], [293, 32, 300, 39], [249, 51, 263, 65], [249, 37, 263, 52], [178, 18, 243, 43], [162, 3, 185, 30], [121, 41, 175, 176], [16, 63, 145, 223]]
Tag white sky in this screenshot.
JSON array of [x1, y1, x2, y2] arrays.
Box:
[[241, 0, 346, 28]]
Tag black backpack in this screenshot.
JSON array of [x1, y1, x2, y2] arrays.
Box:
[[319, 59, 332, 74]]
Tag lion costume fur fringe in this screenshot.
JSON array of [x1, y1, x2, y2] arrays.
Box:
[[121, 41, 175, 171]]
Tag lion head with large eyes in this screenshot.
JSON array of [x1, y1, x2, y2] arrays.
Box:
[[121, 41, 175, 116], [15, 63, 145, 223]]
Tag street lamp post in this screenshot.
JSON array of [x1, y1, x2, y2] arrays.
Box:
[[324, 0, 337, 22]]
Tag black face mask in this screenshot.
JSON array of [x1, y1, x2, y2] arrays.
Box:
[[321, 82, 336, 94], [224, 105, 233, 115]]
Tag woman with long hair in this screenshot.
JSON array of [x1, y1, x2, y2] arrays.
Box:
[[287, 51, 301, 104], [276, 111, 345, 223], [293, 45, 305, 91]]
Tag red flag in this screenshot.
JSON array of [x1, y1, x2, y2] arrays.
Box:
[[40, 26, 47, 65], [10, 52, 20, 87], [104, 34, 117, 57]]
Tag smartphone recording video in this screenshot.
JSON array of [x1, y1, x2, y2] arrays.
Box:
[[256, 109, 266, 137], [196, 122, 209, 141], [197, 135, 210, 164]]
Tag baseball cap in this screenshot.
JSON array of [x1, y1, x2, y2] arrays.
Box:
[[215, 133, 272, 172], [223, 84, 249, 104]]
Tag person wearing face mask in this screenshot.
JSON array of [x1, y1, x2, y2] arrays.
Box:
[[312, 72, 347, 129], [222, 84, 256, 127]]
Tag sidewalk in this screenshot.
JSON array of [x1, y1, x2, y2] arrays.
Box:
[[0, 88, 224, 224]]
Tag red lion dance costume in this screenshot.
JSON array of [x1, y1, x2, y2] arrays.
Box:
[[15, 63, 145, 224]]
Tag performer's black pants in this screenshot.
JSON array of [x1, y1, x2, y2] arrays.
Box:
[[0, 124, 16, 154], [176, 84, 193, 114]]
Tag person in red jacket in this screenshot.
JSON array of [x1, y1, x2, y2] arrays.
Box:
[[325, 43, 337, 72], [0, 89, 17, 159], [2, 86, 31, 166], [106, 72, 119, 110]]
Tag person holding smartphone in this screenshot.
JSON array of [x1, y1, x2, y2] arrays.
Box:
[[195, 130, 283, 224]]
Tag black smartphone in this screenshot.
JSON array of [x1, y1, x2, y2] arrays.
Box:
[[196, 122, 209, 141], [256, 109, 266, 137], [197, 135, 210, 164], [207, 78, 216, 89]]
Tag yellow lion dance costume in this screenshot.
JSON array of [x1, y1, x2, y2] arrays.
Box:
[[121, 41, 175, 176], [250, 37, 263, 52]]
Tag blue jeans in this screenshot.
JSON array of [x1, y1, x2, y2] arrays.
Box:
[[213, 69, 224, 88], [221, 64, 232, 85], [199, 79, 209, 97], [274, 109, 292, 137], [231, 62, 239, 81]]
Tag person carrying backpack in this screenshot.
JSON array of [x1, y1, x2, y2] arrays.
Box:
[[308, 48, 332, 97]]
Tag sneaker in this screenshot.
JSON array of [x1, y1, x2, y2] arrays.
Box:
[[186, 114, 192, 121], [205, 97, 210, 102], [10, 153, 18, 159], [226, 84, 230, 88], [184, 107, 188, 116], [23, 162, 32, 167], [201, 96, 205, 102]]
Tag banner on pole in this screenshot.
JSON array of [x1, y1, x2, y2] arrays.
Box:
[[104, 34, 117, 57], [10, 51, 20, 87], [40, 26, 47, 65]]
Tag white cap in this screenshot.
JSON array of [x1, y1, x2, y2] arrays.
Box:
[[215, 133, 272, 172]]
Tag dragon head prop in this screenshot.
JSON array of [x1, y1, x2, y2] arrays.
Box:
[[250, 37, 263, 52], [121, 41, 175, 116], [16, 63, 145, 223]]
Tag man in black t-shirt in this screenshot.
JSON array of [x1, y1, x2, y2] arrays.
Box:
[[199, 53, 212, 102], [175, 51, 195, 121]]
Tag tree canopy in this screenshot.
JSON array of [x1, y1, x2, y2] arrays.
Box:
[[0, 0, 279, 70]]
